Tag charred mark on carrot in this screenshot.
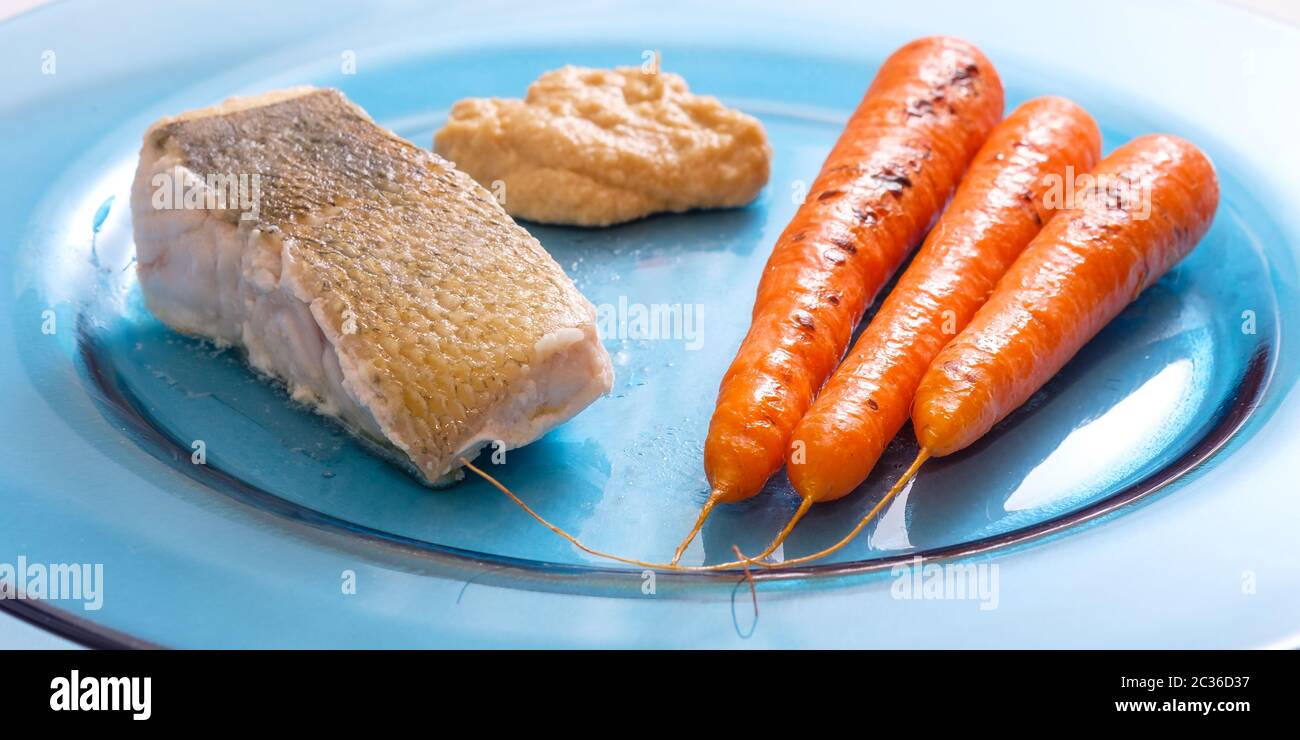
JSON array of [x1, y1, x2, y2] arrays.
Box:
[[830, 235, 858, 252], [873, 168, 913, 195], [854, 206, 877, 224], [906, 98, 935, 118], [883, 167, 914, 187], [951, 61, 980, 82], [685, 36, 1006, 568]]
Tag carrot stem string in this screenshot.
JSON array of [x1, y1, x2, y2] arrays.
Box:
[[462, 457, 774, 571], [741, 448, 930, 570], [460, 451, 927, 573], [669, 493, 720, 565], [740, 496, 814, 564], [732, 544, 759, 620], [460, 457, 676, 570]]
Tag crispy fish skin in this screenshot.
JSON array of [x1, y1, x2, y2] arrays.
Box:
[[131, 87, 613, 485]]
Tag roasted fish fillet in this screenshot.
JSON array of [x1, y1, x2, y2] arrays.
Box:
[[131, 87, 613, 485]]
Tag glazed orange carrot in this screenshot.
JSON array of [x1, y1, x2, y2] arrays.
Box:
[[913, 134, 1219, 457], [753, 134, 1219, 568], [786, 97, 1101, 509], [672, 36, 1005, 563]]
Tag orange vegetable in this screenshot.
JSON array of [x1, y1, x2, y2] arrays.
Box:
[[771, 133, 1219, 568], [673, 36, 1005, 563], [913, 134, 1219, 456], [789, 96, 1101, 505]]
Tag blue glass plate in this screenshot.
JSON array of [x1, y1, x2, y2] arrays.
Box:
[[2, 0, 1299, 647]]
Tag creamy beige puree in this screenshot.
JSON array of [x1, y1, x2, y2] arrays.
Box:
[[434, 66, 771, 226]]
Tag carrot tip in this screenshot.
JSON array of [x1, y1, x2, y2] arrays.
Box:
[[753, 448, 930, 570], [669, 493, 719, 565], [745, 496, 814, 564]]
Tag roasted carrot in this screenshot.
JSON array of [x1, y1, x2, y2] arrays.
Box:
[[913, 134, 1219, 456], [673, 36, 1005, 563], [785, 97, 1101, 510], [764, 134, 1219, 566]]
